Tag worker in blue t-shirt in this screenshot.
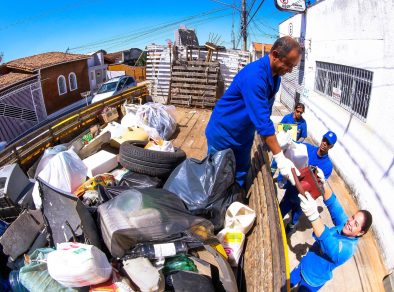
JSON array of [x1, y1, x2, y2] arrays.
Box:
[[292, 181, 373, 291], [280, 102, 307, 142], [205, 36, 302, 187], [279, 131, 337, 234]]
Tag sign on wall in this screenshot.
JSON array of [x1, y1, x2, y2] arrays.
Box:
[[332, 87, 342, 103], [275, 0, 306, 13]]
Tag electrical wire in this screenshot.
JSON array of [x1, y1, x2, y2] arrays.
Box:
[[246, 0, 266, 27], [69, 7, 228, 52]]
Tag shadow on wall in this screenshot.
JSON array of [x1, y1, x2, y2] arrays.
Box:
[[305, 99, 394, 234]]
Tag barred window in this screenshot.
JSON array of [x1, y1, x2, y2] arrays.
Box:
[[314, 61, 373, 121]]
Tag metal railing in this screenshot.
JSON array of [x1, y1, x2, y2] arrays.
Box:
[[0, 84, 148, 169], [314, 61, 373, 122]]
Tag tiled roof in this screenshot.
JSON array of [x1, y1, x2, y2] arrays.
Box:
[[0, 72, 34, 91], [7, 52, 89, 72]]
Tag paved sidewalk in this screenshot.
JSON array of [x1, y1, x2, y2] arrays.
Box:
[[271, 101, 386, 292]]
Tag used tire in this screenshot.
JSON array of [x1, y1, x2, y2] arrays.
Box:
[[119, 141, 186, 177]]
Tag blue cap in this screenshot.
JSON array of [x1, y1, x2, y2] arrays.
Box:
[[323, 131, 337, 145]]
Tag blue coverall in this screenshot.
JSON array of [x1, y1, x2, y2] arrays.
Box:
[[290, 193, 359, 290], [280, 112, 307, 141], [205, 55, 280, 186], [279, 143, 333, 226]]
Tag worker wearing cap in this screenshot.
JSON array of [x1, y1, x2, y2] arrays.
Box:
[[279, 131, 337, 233], [280, 102, 308, 142], [205, 36, 302, 187], [291, 181, 373, 290]]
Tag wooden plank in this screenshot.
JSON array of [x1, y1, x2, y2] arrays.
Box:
[[172, 66, 219, 73], [170, 95, 216, 101], [171, 77, 218, 84], [171, 71, 218, 78], [171, 83, 217, 90], [170, 100, 216, 107], [170, 88, 216, 97], [172, 110, 201, 150]]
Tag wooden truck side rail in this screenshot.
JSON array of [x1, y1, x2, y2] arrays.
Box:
[[243, 135, 289, 292], [0, 84, 149, 169]]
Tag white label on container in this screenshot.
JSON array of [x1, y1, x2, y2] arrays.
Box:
[[153, 243, 176, 258]]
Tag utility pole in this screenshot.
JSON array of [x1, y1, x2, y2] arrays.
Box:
[[241, 0, 247, 51]]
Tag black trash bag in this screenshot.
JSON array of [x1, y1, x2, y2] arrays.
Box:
[[163, 149, 237, 230], [192, 183, 245, 231], [97, 188, 215, 258], [37, 178, 101, 248], [166, 271, 215, 292], [119, 172, 163, 189]]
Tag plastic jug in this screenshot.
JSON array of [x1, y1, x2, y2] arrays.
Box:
[[224, 202, 256, 234]]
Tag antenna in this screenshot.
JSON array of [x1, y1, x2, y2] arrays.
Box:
[[0, 52, 3, 63]]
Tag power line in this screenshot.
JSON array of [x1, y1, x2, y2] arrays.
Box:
[[246, 0, 266, 27], [69, 8, 229, 52]]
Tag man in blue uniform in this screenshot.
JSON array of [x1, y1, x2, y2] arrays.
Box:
[[280, 102, 307, 142], [280, 131, 337, 233], [205, 36, 302, 187], [291, 185, 373, 291]]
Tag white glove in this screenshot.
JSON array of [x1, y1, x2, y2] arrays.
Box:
[[298, 192, 320, 222], [276, 131, 293, 150], [273, 151, 300, 185], [315, 167, 325, 184]]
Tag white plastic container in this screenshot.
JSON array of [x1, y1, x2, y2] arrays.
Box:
[[224, 202, 256, 234], [123, 257, 163, 292], [47, 242, 112, 287]]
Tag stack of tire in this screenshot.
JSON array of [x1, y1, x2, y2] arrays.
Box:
[[119, 141, 186, 178]]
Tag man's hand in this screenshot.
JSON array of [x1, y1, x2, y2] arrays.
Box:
[[273, 151, 300, 185], [298, 192, 320, 222]]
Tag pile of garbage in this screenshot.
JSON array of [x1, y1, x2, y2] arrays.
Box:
[[0, 102, 256, 292]]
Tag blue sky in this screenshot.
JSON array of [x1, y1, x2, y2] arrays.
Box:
[[0, 0, 297, 62]]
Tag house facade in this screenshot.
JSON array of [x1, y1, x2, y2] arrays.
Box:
[[249, 42, 273, 61], [278, 0, 394, 270], [7, 52, 90, 115]]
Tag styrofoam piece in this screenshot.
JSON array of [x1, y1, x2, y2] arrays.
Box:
[[123, 257, 162, 292], [83, 150, 118, 178]]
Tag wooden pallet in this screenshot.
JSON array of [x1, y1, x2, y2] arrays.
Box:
[[169, 60, 223, 108]]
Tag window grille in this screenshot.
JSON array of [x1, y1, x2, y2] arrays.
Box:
[[314, 61, 373, 121], [57, 75, 67, 95], [0, 103, 38, 122], [69, 72, 78, 91]]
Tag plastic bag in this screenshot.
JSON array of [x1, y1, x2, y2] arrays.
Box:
[[97, 188, 214, 258], [163, 149, 236, 211], [34, 145, 68, 178], [217, 228, 245, 267], [284, 141, 309, 169], [136, 102, 177, 140], [145, 140, 175, 152], [47, 242, 112, 288], [224, 202, 256, 234], [32, 149, 87, 209], [276, 130, 293, 151], [74, 173, 116, 197], [19, 248, 80, 292], [119, 172, 162, 189]]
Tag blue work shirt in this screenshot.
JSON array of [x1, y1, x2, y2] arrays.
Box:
[[305, 143, 333, 180], [280, 113, 307, 141], [205, 55, 281, 150], [300, 194, 359, 287]]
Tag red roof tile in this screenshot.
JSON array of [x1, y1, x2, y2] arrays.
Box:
[[7, 52, 89, 72], [0, 72, 34, 91]]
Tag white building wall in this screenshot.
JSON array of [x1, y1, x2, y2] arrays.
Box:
[[279, 0, 394, 269]]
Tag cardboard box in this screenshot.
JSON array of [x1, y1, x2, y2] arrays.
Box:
[[100, 107, 119, 124]]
